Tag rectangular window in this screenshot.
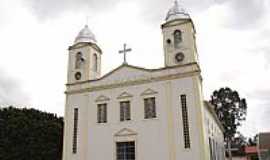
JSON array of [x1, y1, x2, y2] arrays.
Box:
[[144, 97, 156, 119], [97, 103, 107, 123], [181, 94, 191, 148], [120, 101, 131, 121], [73, 108, 78, 154], [209, 138, 213, 160], [116, 141, 135, 160]]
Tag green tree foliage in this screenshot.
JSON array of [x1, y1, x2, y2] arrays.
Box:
[[210, 87, 247, 140], [231, 133, 247, 149], [210, 87, 247, 160], [0, 106, 63, 160]]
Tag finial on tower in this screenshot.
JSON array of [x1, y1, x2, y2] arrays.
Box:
[[86, 16, 89, 26]]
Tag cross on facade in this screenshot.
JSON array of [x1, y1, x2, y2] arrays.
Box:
[[119, 43, 132, 64]]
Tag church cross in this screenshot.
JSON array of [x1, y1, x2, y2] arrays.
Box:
[[119, 43, 132, 64]]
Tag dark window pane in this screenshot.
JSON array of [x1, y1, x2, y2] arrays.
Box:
[[73, 108, 79, 154], [144, 97, 156, 119], [97, 104, 107, 123], [120, 101, 131, 121], [116, 142, 135, 160]]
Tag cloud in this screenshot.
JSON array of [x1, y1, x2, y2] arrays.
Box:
[[20, 0, 215, 23], [17, 0, 268, 33], [247, 89, 270, 108], [0, 70, 30, 107], [222, 0, 268, 29], [22, 0, 121, 20]]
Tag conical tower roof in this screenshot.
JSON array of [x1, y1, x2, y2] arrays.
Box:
[[74, 25, 97, 44], [165, 0, 190, 22]]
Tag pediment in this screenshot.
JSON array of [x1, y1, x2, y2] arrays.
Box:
[[114, 128, 137, 137], [95, 95, 110, 102], [99, 64, 151, 83], [140, 88, 158, 96], [117, 92, 133, 100]]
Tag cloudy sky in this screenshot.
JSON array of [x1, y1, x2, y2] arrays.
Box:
[[0, 0, 269, 137]]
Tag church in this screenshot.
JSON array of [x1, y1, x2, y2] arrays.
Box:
[[62, 1, 225, 160]]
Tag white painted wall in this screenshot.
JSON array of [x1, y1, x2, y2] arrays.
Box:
[[204, 103, 225, 160], [62, 64, 222, 160]]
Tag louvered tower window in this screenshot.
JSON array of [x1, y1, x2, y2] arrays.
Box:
[[72, 108, 79, 154], [180, 95, 191, 148]]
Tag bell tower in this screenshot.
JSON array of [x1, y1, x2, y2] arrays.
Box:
[[67, 25, 102, 84], [162, 0, 198, 67]]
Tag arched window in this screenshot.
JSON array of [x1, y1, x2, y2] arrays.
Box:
[[75, 52, 84, 69], [174, 30, 182, 49], [93, 53, 98, 72]]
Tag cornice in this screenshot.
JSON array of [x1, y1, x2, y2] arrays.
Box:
[[161, 18, 196, 34], [204, 101, 225, 133], [65, 70, 201, 95], [68, 42, 102, 54], [66, 62, 200, 86]]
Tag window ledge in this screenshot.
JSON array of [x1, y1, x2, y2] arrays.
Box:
[[142, 117, 159, 122], [118, 120, 134, 124], [96, 122, 109, 126]]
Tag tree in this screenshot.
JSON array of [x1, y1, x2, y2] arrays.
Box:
[[229, 132, 247, 157], [0, 106, 63, 160], [247, 134, 258, 146], [210, 87, 247, 160]]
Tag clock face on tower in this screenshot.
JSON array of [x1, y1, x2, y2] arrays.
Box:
[[75, 72, 82, 80], [175, 52, 185, 63]]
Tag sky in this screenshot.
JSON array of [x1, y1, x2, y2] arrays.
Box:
[[0, 0, 269, 137]]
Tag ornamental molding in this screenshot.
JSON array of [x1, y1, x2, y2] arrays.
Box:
[[114, 128, 137, 137], [65, 70, 201, 95], [95, 95, 110, 103], [140, 88, 158, 96], [117, 92, 133, 100]]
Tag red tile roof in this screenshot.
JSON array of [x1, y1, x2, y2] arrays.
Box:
[[245, 146, 258, 154]]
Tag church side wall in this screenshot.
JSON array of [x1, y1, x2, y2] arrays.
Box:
[[170, 75, 207, 160], [63, 93, 89, 160], [204, 105, 225, 160]]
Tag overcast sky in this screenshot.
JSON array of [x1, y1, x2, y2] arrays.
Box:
[[0, 0, 269, 137]]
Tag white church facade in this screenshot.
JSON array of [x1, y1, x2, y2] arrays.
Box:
[[62, 1, 225, 160]]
